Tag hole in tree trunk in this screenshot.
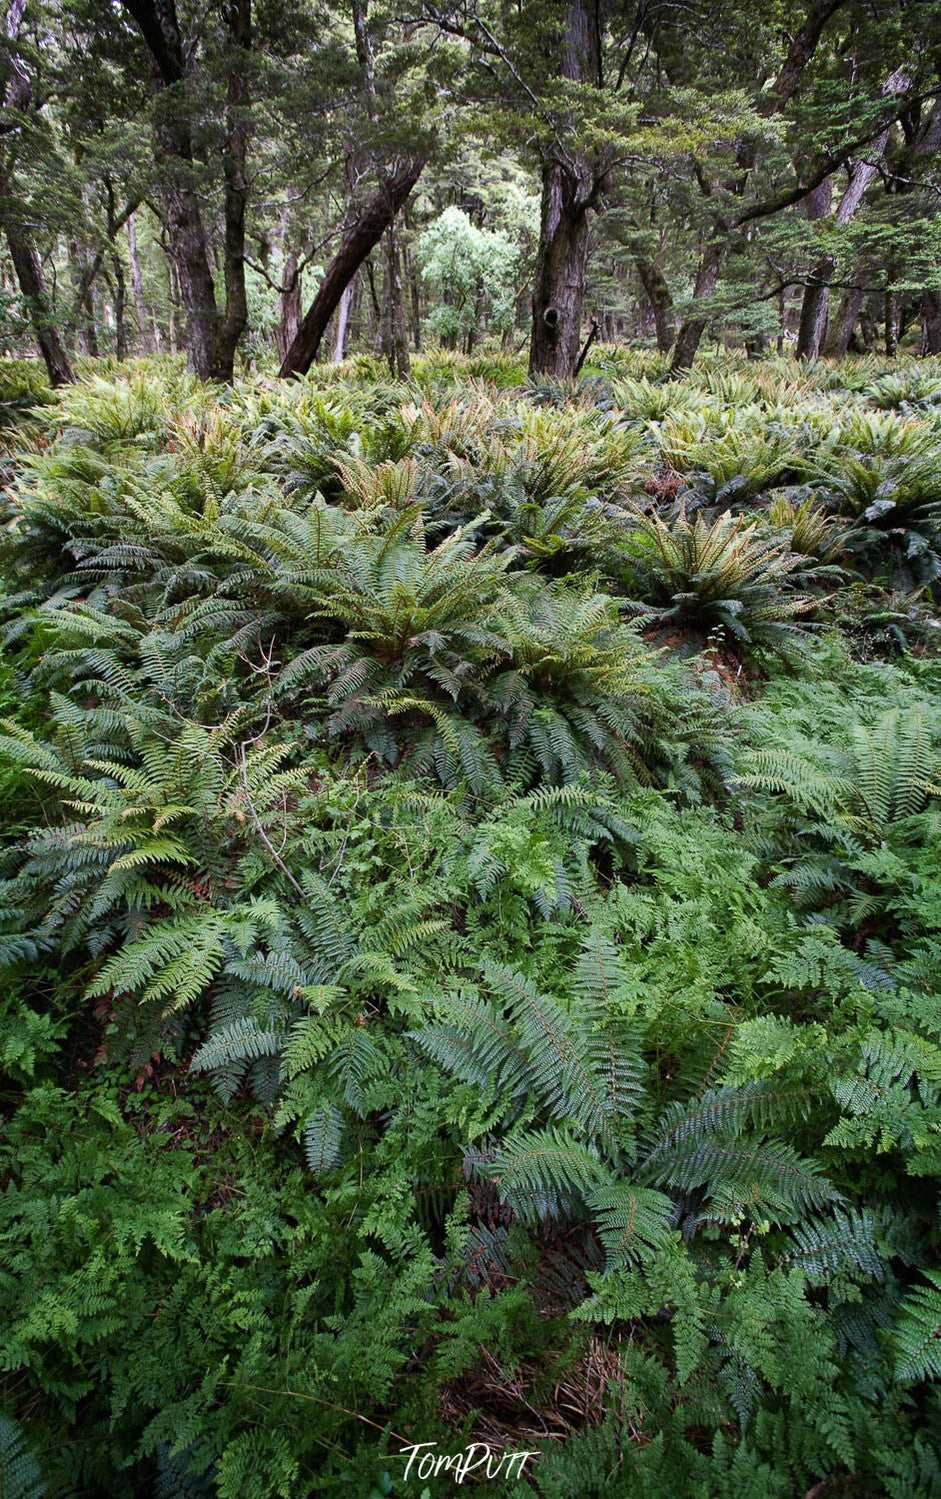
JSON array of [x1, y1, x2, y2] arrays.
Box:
[[543, 306, 560, 330]]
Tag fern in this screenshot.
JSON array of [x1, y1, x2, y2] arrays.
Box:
[[893, 1272, 941, 1382]]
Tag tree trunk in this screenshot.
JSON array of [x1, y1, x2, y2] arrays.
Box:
[[922, 290, 941, 356], [279, 158, 425, 377], [212, 0, 251, 381], [761, 0, 849, 115], [528, 0, 603, 379], [859, 302, 877, 352], [795, 179, 834, 359], [121, 0, 221, 379], [380, 222, 409, 377], [796, 261, 836, 359], [127, 213, 151, 351], [529, 161, 592, 378], [160, 170, 218, 377], [5, 229, 74, 384], [670, 239, 723, 373], [277, 248, 302, 360], [825, 281, 866, 357], [69, 235, 99, 356], [166, 252, 180, 354], [405, 239, 422, 351], [635, 255, 675, 353], [797, 68, 910, 360], [885, 289, 901, 356], [111, 249, 127, 359], [0, 0, 73, 383], [332, 280, 353, 362]]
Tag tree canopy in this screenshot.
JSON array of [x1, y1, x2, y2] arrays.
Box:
[[0, 0, 938, 380]]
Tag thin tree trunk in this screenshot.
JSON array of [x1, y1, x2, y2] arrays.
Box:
[[885, 289, 901, 356], [166, 252, 180, 353], [69, 227, 100, 357], [332, 280, 353, 361], [381, 222, 409, 377], [279, 158, 425, 377], [277, 248, 302, 360], [776, 286, 788, 352], [127, 213, 150, 351], [111, 250, 127, 359], [5, 231, 74, 384], [405, 239, 421, 351]]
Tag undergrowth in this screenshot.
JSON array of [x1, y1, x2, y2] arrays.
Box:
[[2, 351, 941, 1497]]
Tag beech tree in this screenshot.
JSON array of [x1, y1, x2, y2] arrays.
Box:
[[0, 0, 73, 383], [0, 0, 939, 375], [114, 0, 252, 381]]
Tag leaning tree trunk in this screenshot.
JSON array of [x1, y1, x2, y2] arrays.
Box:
[[797, 68, 910, 361], [529, 160, 591, 379], [670, 239, 723, 374], [5, 229, 74, 384], [279, 158, 424, 378]]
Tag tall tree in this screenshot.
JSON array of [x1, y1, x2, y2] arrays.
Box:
[[278, 158, 425, 376], [528, 0, 606, 377], [796, 68, 911, 359], [118, 0, 251, 380], [668, 0, 853, 371], [278, 0, 428, 378], [0, 0, 74, 383]]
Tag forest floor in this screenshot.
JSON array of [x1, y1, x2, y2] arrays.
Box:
[[1, 347, 941, 1498]]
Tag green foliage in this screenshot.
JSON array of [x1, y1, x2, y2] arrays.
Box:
[[656, 408, 806, 504], [2, 360, 941, 1497], [619, 506, 826, 655], [417, 207, 522, 347], [810, 411, 941, 588]]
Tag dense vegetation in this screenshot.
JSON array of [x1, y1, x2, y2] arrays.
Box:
[[1, 344, 940, 1495], [1, 0, 940, 385]]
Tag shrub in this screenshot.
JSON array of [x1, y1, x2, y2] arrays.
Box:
[[618, 507, 826, 655], [809, 411, 941, 588]]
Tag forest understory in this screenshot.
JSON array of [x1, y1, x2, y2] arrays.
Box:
[[1, 345, 941, 1496]]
